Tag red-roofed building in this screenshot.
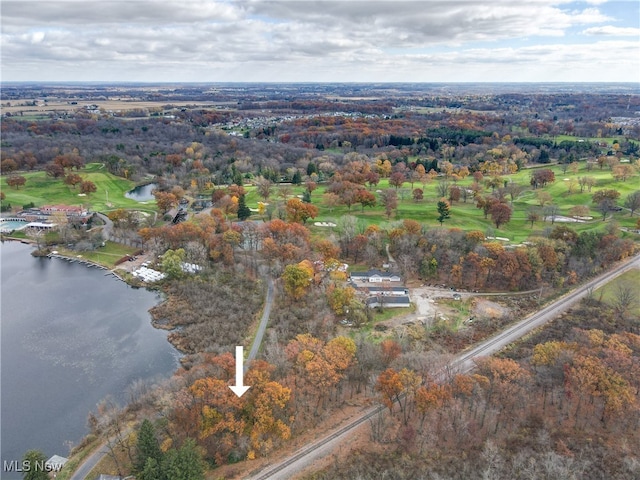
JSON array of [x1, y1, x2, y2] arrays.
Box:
[[19, 204, 92, 224], [41, 204, 88, 216]]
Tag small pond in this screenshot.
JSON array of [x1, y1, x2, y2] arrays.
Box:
[[125, 183, 158, 202]]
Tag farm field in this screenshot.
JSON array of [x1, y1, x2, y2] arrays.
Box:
[[1, 99, 227, 116], [1, 163, 156, 213]]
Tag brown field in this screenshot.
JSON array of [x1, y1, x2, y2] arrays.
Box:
[[1, 99, 226, 115]]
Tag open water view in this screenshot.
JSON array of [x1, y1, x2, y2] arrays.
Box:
[[0, 241, 179, 479]]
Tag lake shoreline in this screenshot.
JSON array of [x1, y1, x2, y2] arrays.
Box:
[[2, 237, 186, 354], [0, 242, 180, 474]]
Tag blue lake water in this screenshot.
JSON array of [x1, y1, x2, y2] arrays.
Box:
[[0, 241, 179, 478]]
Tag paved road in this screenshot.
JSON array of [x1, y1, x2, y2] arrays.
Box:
[[68, 442, 111, 480], [247, 253, 640, 480], [94, 212, 113, 241], [247, 277, 275, 364], [451, 254, 640, 373]]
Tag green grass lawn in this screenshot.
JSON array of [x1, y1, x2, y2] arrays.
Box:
[[350, 305, 415, 341], [1, 163, 157, 213], [7, 161, 633, 245], [239, 162, 639, 243], [372, 305, 415, 323], [594, 269, 640, 315], [59, 241, 138, 268], [552, 134, 639, 147], [434, 298, 473, 332]]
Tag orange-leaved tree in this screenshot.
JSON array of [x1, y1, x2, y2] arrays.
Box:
[[170, 355, 291, 465], [285, 334, 356, 413]]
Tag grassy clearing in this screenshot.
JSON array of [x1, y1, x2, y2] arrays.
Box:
[[1, 230, 28, 239], [594, 268, 640, 315], [552, 134, 639, 147], [372, 305, 415, 323], [1, 163, 155, 212], [432, 298, 473, 332], [58, 241, 138, 268], [352, 305, 415, 339]]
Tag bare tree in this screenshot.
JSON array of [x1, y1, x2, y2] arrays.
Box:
[[596, 198, 616, 221], [436, 180, 450, 198], [527, 207, 541, 227], [543, 204, 560, 224], [380, 189, 399, 219], [624, 190, 640, 216], [369, 410, 391, 443], [278, 184, 293, 201], [504, 181, 523, 205], [612, 284, 638, 317], [95, 398, 135, 477], [255, 176, 273, 201]]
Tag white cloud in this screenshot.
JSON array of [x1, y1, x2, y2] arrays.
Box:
[[30, 32, 45, 44], [583, 25, 640, 36], [0, 0, 637, 82], [0, 0, 241, 27]]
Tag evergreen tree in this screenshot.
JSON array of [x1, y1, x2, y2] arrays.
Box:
[[237, 194, 251, 221], [302, 190, 311, 203], [539, 149, 550, 163], [307, 162, 317, 176], [162, 439, 205, 480], [233, 170, 243, 186], [134, 419, 163, 474], [292, 170, 302, 185], [138, 457, 164, 480], [22, 450, 48, 480], [436, 199, 451, 226]]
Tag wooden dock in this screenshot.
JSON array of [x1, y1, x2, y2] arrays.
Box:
[[46, 253, 127, 283]]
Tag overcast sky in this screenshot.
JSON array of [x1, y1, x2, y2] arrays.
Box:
[[1, 0, 639, 83]]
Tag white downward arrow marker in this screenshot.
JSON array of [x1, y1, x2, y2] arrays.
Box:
[[229, 345, 251, 398]]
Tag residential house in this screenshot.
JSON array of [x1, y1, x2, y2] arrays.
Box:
[[365, 295, 411, 308], [349, 283, 408, 296], [349, 269, 401, 283], [348, 270, 411, 309]]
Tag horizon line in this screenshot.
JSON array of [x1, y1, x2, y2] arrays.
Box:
[[2, 81, 639, 85]]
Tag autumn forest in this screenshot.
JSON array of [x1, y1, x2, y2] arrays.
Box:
[[1, 83, 639, 479]]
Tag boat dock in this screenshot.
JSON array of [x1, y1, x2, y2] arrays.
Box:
[[46, 252, 127, 283]]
